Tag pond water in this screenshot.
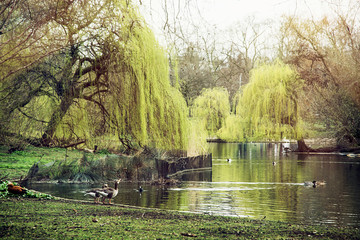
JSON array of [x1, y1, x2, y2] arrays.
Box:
[[28, 143, 360, 226]]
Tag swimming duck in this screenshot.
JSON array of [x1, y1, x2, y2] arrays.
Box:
[[227, 158, 232, 162], [138, 186, 143, 193], [304, 181, 315, 187], [84, 183, 108, 203], [314, 180, 326, 186], [98, 179, 120, 204], [304, 180, 326, 187], [7, 182, 27, 194]]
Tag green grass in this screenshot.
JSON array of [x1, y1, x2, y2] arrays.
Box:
[[0, 146, 106, 180], [0, 198, 359, 239]]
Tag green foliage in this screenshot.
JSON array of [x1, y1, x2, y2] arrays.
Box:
[[1, 0, 189, 152], [187, 119, 209, 156], [105, 17, 189, 150], [0, 180, 54, 199], [192, 87, 230, 136], [227, 60, 304, 141], [0, 146, 107, 180], [34, 153, 104, 182], [240, 60, 303, 140], [217, 114, 245, 142]]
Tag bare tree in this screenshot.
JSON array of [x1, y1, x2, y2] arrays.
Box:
[[279, 1, 360, 146]]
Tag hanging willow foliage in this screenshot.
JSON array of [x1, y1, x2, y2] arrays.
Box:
[[1, 0, 189, 151], [56, 1, 189, 151], [191, 87, 230, 136], [217, 114, 246, 142], [235, 60, 304, 141]]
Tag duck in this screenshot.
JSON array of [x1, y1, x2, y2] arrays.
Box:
[[7, 182, 27, 194], [98, 179, 121, 204], [272, 161, 277, 166], [138, 186, 143, 193], [314, 180, 326, 186], [304, 181, 315, 187], [347, 153, 356, 158], [84, 183, 108, 203], [227, 158, 232, 162], [304, 180, 326, 187]]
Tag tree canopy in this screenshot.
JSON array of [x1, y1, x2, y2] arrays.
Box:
[[191, 87, 230, 136], [0, 0, 188, 152], [233, 60, 304, 141], [280, 14, 360, 146], [1, 0, 360, 152]]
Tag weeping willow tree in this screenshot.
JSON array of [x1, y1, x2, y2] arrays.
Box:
[[0, 0, 188, 152], [235, 60, 304, 141], [217, 114, 245, 142], [191, 88, 230, 136]]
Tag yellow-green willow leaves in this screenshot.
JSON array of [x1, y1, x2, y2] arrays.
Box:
[[1, 0, 189, 151], [236, 60, 304, 141], [192, 88, 230, 136]]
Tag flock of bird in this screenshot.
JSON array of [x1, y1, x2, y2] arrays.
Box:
[[83, 179, 144, 204], [5, 179, 143, 205], [6, 160, 326, 204], [84, 179, 121, 204]]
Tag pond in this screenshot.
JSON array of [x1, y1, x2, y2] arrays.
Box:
[[28, 142, 360, 226]]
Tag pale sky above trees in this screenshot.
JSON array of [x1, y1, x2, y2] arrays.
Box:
[[139, 0, 352, 42]]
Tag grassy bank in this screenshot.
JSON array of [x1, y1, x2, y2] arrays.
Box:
[[0, 198, 359, 239], [0, 146, 108, 180]]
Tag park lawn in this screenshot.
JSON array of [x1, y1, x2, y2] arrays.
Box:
[[0, 146, 106, 180], [0, 198, 359, 239]]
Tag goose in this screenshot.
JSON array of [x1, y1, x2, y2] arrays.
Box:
[[84, 183, 108, 203], [99, 179, 121, 204]]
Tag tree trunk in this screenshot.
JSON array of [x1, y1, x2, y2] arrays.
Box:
[[296, 138, 313, 152], [41, 95, 73, 146]]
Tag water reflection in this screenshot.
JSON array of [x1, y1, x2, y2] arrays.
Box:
[[28, 142, 360, 226]]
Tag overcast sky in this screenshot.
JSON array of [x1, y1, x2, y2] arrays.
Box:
[[140, 0, 350, 31], [138, 0, 356, 54]]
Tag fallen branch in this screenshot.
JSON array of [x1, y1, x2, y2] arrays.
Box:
[[62, 140, 86, 149]]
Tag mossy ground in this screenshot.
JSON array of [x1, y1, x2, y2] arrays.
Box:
[[0, 198, 359, 239]]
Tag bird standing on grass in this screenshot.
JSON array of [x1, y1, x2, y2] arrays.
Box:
[[99, 179, 121, 205], [84, 183, 108, 203]]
